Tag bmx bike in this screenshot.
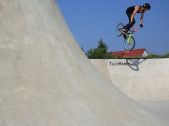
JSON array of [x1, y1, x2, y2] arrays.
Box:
[[116, 23, 139, 51]]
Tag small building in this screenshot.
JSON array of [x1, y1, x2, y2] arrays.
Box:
[[112, 48, 148, 58]]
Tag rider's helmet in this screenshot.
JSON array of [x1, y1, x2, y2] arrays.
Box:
[[143, 3, 151, 10]]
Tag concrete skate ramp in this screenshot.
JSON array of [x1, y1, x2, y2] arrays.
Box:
[[91, 59, 169, 122], [0, 0, 168, 125], [91, 59, 169, 102]]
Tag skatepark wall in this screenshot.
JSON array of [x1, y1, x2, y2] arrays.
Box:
[[91, 58, 169, 102]]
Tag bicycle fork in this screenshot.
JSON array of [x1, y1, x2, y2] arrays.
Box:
[[127, 34, 132, 44]]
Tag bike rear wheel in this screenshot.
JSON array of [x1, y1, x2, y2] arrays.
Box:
[[123, 34, 135, 50], [116, 23, 124, 37]]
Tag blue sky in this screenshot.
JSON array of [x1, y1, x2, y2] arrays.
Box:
[[57, 0, 169, 54]]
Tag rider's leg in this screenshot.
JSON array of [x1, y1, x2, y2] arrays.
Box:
[[123, 21, 135, 32], [123, 10, 135, 32], [122, 18, 135, 39]]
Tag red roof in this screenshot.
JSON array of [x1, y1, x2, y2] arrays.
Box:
[[112, 48, 148, 58]]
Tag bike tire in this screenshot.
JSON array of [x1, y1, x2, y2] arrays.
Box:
[[116, 23, 124, 37], [123, 35, 135, 50]]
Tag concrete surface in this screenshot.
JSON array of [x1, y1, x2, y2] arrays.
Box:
[[91, 59, 169, 122], [91, 59, 169, 102], [0, 0, 169, 125], [141, 101, 169, 122]]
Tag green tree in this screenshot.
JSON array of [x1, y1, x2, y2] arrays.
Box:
[[86, 39, 114, 59], [146, 52, 169, 58], [163, 52, 169, 58], [146, 54, 161, 58]]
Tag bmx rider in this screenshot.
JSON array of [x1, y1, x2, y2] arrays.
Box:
[[121, 3, 151, 34]]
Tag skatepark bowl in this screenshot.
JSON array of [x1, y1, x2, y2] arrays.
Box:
[[91, 58, 169, 122]]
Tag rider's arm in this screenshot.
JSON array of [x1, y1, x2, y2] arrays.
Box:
[[140, 13, 144, 25], [130, 6, 140, 23]]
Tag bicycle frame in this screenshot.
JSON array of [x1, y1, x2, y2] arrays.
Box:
[[124, 25, 140, 41]]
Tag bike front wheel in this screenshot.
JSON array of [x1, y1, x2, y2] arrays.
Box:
[[123, 35, 135, 50], [116, 23, 124, 37]]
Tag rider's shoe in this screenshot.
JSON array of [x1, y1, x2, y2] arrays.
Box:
[[121, 28, 127, 39], [121, 28, 127, 34]]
